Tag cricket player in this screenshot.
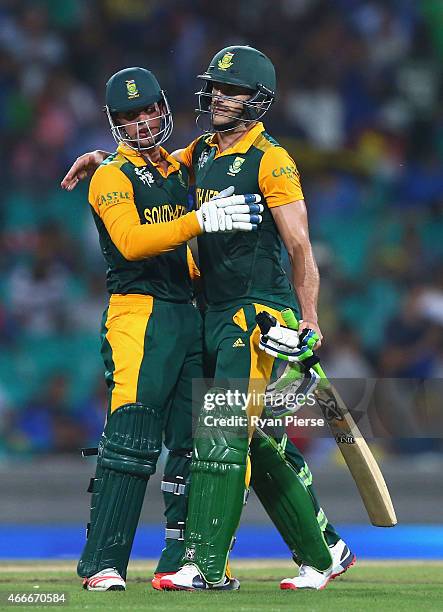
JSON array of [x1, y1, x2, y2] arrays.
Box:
[[161, 45, 355, 592], [62, 47, 355, 591], [75, 65, 263, 592]]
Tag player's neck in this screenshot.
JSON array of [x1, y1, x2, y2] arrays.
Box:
[[142, 146, 162, 165], [215, 122, 256, 152], [141, 146, 169, 173]]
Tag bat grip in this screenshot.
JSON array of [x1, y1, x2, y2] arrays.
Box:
[[313, 362, 327, 380], [281, 308, 299, 331]]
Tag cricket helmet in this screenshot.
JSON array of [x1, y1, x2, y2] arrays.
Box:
[[105, 67, 173, 150], [195, 45, 276, 132]]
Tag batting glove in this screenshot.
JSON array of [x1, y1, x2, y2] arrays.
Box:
[[196, 186, 263, 233], [265, 362, 321, 418]]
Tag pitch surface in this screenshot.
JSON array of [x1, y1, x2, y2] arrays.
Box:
[[0, 560, 442, 611]]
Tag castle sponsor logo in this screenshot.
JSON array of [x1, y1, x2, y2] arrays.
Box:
[[98, 191, 131, 206], [271, 164, 300, 185]]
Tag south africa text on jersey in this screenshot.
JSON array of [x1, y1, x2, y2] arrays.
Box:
[[195, 187, 219, 209], [144, 203, 187, 224]]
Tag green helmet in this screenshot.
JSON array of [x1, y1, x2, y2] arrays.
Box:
[[105, 67, 173, 150], [196, 45, 276, 132]]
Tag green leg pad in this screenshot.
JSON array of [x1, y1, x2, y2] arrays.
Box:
[[155, 451, 191, 573], [77, 403, 163, 579], [182, 388, 248, 584], [283, 436, 340, 547], [250, 428, 332, 571]]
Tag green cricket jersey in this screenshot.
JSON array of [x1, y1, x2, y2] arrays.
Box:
[[89, 142, 197, 302], [182, 122, 304, 309]]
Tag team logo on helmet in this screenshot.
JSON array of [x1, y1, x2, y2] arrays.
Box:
[[217, 51, 234, 71], [126, 79, 140, 99]]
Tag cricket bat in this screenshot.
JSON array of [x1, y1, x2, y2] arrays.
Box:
[[260, 309, 397, 527]]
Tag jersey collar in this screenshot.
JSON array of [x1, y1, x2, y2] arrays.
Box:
[[204, 122, 265, 157], [117, 142, 181, 177]]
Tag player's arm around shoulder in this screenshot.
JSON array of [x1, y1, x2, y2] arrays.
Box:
[[61, 149, 111, 191], [172, 136, 203, 183], [258, 145, 322, 346]]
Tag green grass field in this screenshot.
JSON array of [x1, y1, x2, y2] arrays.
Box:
[[0, 560, 442, 611]]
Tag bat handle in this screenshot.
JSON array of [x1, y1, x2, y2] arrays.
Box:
[[281, 308, 299, 331], [313, 362, 327, 380]]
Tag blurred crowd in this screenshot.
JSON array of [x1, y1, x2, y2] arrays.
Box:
[[0, 0, 442, 457]]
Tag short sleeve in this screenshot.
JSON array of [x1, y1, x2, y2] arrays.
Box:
[[89, 164, 134, 216], [258, 147, 304, 208], [180, 137, 202, 171]]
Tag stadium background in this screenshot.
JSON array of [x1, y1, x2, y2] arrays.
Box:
[[0, 0, 442, 560]]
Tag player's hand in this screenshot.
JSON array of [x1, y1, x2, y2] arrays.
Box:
[[60, 150, 110, 191], [256, 311, 320, 363], [299, 319, 323, 350], [196, 186, 263, 233]]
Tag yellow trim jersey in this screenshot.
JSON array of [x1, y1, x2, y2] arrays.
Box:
[[181, 122, 303, 307], [89, 143, 201, 300]]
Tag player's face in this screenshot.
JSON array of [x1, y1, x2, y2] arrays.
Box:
[[115, 103, 162, 148], [210, 82, 251, 127]]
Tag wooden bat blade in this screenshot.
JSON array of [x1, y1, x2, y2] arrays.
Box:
[[315, 385, 397, 527]]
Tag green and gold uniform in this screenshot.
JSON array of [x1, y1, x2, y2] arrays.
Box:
[[183, 122, 300, 417], [189, 122, 299, 308], [78, 142, 204, 579], [179, 123, 339, 582]]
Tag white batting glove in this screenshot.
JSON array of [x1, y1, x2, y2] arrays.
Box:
[[258, 320, 301, 360], [211, 186, 235, 200], [196, 186, 263, 233]]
